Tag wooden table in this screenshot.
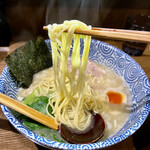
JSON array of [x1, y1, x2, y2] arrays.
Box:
[[0, 41, 150, 150]]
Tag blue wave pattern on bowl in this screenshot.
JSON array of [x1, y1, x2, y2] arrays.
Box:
[[0, 39, 150, 149]]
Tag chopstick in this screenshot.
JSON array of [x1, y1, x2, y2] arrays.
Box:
[[43, 26, 150, 43], [0, 93, 58, 131]]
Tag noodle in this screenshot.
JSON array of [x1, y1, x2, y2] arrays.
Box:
[[46, 20, 107, 130], [17, 20, 118, 132]]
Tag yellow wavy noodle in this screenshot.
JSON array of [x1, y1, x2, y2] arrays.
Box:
[[45, 20, 108, 130], [17, 20, 109, 131]]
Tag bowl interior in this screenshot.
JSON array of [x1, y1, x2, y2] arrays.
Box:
[[0, 39, 150, 149]]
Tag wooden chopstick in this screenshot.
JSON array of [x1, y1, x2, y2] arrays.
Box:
[[0, 93, 58, 131], [43, 26, 150, 43], [92, 27, 150, 35]]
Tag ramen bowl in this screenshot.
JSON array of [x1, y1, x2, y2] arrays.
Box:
[[0, 39, 150, 149]]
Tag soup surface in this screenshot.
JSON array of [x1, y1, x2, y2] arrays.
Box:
[[17, 60, 131, 142]]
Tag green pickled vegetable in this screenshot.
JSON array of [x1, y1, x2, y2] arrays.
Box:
[[27, 96, 49, 115], [20, 96, 54, 130], [22, 87, 40, 105]]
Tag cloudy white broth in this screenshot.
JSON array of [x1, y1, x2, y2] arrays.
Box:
[[17, 60, 130, 142]]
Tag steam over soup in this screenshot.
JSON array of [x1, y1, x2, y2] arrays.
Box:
[[18, 60, 130, 141]]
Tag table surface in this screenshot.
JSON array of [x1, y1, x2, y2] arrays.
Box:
[[0, 40, 150, 150]]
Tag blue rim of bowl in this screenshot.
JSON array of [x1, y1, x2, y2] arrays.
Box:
[[0, 39, 150, 149]]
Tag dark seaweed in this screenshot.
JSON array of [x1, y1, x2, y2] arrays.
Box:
[[5, 36, 52, 87]]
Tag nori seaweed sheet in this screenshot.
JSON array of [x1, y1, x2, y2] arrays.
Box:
[[5, 36, 52, 87]]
